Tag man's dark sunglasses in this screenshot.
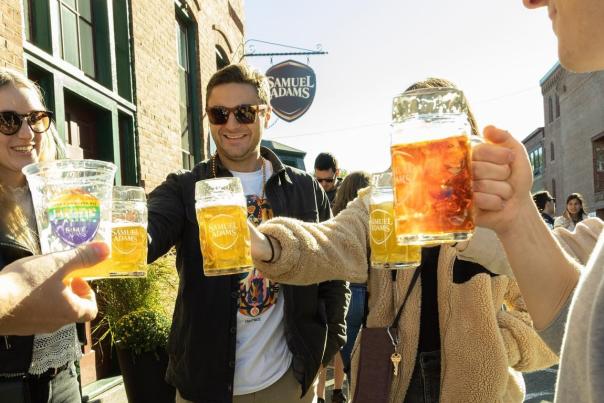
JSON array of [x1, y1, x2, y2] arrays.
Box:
[[316, 177, 336, 184], [206, 104, 267, 125], [0, 110, 53, 136]]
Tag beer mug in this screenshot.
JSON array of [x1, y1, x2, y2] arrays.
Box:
[[391, 87, 475, 245], [195, 177, 253, 276], [66, 186, 148, 280], [369, 172, 421, 269]]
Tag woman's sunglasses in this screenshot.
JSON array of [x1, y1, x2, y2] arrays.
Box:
[[0, 111, 53, 136], [206, 104, 267, 125]]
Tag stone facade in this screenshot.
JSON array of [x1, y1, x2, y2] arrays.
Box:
[[524, 63, 604, 217]]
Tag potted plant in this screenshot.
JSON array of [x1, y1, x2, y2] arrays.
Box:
[[94, 252, 178, 403]]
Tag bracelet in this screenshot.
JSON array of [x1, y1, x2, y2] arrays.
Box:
[[262, 235, 276, 263]]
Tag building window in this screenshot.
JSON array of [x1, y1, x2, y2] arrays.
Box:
[[177, 18, 196, 169], [593, 136, 604, 192], [113, 0, 133, 101], [555, 94, 560, 118], [216, 46, 230, 70], [548, 96, 553, 123], [22, 0, 52, 52], [529, 146, 544, 177], [552, 179, 556, 201], [550, 142, 555, 161], [58, 0, 96, 77]]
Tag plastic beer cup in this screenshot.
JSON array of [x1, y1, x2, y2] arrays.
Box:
[[390, 88, 475, 245], [195, 177, 253, 276], [66, 186, 148, 280], [22, 159, 116, 254]]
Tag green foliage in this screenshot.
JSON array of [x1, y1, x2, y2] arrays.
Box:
[[93, 251, 177, 355], [113, 309, 170, 356]]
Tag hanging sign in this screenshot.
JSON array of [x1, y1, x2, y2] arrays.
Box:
[[266, 60, 316, 122]]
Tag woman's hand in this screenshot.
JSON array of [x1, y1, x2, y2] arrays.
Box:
[[248, 222, 281, 263], [0, 242, 109, 335]]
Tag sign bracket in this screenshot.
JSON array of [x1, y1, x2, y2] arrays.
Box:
[[237, 39, 328, 62]]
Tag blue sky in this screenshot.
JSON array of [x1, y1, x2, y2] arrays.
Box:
[[245, 0, 558, 173]]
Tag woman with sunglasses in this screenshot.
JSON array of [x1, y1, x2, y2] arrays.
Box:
[[249, 78, 558, 402], [0, 68, 83, 403]]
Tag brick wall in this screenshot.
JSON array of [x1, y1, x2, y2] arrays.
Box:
[[130, 0, 182, 191], [0, 0, 24, 70], [131, 0, 245, 191]]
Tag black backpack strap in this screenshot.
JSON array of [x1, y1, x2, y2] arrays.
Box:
[[361, 267, 421, 329], [390, 267, 421, 330]]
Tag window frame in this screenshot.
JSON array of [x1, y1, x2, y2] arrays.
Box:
[[175, 11, 201, 169]]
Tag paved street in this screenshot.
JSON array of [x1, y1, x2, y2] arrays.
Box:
[[89, 364, 558, 402]]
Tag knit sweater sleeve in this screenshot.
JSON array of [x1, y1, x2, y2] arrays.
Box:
[[254, 188, 371, 285]]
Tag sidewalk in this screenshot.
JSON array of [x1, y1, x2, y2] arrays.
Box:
[[82, 376, 128, 403], [84, 369, 348, 403]]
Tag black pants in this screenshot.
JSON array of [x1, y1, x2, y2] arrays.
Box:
[[403, 350, 441, 403]]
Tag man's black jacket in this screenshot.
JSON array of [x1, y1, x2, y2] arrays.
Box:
[[147, 147, 350, 402]]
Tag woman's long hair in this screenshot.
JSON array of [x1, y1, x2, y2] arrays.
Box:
[[563, 193, 587, 224], [332, 171, 371, 216], [0, 68, 63, 252]]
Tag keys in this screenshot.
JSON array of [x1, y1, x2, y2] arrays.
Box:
[[390, 352, 401, 376]]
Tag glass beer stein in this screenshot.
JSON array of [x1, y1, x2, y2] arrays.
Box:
[[66, 186, 148, 280], [195, 177, 253, 276], [369, 172, 421, 269], [391, 87, 475, 245]]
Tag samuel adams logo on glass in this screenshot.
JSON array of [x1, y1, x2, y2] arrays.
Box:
[[266, 60, 316, 122]]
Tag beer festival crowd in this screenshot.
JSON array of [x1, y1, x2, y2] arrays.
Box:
[[0, 0, 603, 402]]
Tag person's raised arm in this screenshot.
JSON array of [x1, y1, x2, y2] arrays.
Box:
[[0, 242, 109, 335], [473, 126, 580, 330], [250, 189, 371, 285]]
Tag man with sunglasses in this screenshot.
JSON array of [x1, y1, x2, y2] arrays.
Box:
[[314, 152, 341, 205], [147, 64, 349, 403]]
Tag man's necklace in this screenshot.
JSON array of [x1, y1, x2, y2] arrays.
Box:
[[211, 153, 269, 221]]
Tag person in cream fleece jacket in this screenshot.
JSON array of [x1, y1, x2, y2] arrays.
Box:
[[250, 186, 558, 403]]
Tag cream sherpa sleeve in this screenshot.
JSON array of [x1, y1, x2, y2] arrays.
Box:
[[498, 279, 559, 371], [553, 217, 604, 265], [455, 227, 514, 278], [254, 188, 371, 285]]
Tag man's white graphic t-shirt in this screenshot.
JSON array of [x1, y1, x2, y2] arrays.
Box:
[[230, 161, 292, 395]]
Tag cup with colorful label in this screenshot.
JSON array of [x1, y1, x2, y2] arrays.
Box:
[[22, 159, 116, 255]]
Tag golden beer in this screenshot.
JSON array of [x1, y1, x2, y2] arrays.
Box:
[[391, 134, 474, 244], [64, 186, 148, 281], [66, 223, 148, 280], [370, 201, 421, 269], [391, 87, 476, 245], [196, 204, 253, 276]]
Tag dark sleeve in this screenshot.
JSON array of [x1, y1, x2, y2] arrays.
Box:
[[319, 280, 351, 365], [313, 176, 349, 364], [147, 172, 187, 263]]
